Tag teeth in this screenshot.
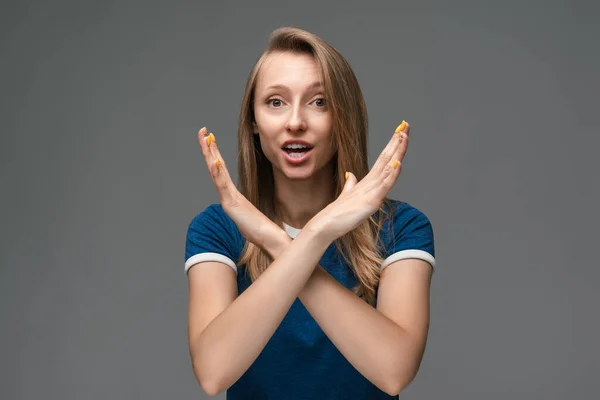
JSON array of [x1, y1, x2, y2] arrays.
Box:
[[285, 144, 309, 149]]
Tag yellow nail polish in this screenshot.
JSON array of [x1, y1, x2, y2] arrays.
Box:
[[215, 159, 221, 168], [209, 133, 216, 143], [393, 160, 399, 169], [395, 120, 407, 134], [345, 171, 348, 180], [206, 137, 212, 146]]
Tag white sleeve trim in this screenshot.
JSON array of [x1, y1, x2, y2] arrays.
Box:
[[381, 249, 436, 271], [184, 253, 238, 275]]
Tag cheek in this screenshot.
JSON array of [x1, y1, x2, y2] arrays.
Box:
[[318, 114, 333, 138], [255, 114, 282, 139], [319, 118, 335, 147], [257, 133, 280, 164], [256, 129, 278, 152]]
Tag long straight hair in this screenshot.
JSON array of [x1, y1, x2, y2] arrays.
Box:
[[236, 26, 394, 305]]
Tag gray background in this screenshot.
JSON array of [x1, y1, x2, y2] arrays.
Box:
[[2, 0, 598, 398]]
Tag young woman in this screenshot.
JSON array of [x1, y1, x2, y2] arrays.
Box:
[[184, 27, 436, 399]]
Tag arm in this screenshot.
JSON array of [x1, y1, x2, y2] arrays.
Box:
[[264, 233, 432, 396], [190, 225, 331, 396], [192, 122, 414, 395]]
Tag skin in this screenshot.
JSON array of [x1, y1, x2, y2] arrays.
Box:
[[191, 52, 432, 396], [253, 51, 338, 229]]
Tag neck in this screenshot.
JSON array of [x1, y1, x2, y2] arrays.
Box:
[[273, 163, 336, 229]]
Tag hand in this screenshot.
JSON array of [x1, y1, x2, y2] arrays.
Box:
[[308, 121, 411, 242], [197, 127, 288, 256]]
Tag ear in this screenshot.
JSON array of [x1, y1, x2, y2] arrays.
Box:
[[252, 121, 258, 135]]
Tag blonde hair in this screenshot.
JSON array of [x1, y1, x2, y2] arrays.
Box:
[[236, 26, 394, 305]]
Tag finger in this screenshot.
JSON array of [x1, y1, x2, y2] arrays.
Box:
[[381, 156, 403, 193], [379, 121, 411, 190], [197, 128, 234, 203], [383, 121, 411, 187], [371, 122, 405, 176], [206, 132, 235, 189], [341, 171, 358, 193], [395, 121, 410, 162], [371, 132, 401, 176], [198, 127, 214, 170], [396, 120, 410, 138]]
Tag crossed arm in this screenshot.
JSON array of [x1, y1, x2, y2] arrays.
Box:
[[263, 228, 433, 396], [190, 125, 432, 396]]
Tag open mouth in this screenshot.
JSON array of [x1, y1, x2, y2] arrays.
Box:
[[281, 145, 313, 164]]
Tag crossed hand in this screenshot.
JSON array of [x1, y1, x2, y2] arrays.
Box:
[[197, 122, 410, 249]]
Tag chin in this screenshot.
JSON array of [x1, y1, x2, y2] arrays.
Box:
[[283, 167, 314, 180]]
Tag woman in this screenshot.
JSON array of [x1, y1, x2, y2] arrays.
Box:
[[185, 26, 436, 399]]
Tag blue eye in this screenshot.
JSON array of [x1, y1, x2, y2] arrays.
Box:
[[313, 98, 326, 107], [267, 98, 283, 107]]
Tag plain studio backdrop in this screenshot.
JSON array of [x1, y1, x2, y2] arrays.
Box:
[[1, 0, 598, 399]]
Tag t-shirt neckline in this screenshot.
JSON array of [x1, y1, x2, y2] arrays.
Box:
[[282, 222, 301, 239]]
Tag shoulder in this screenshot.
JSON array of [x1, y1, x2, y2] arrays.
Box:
[[381, 199, 433, 234], [187, 203, 244, 242], [188, 203, 234, 230], [185, 204, 246, 272], [378, 198, 436, 269]]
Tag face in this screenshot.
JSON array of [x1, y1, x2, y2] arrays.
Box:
[[253, 51, 336, 180]]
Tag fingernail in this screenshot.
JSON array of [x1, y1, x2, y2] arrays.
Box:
[[200, 127, 208, 136], [393, 160, 399, 169], [345, 171, 349, 180], [394, 120, 407, 134], [215, 159, 221, 168], [206, 137, 212, 146], [209, 133, 216, 143]]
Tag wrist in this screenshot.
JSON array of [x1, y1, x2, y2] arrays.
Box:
[[262, 226, 292, 259], [302, 219, 335, 248], [303, 215, 336, 244]]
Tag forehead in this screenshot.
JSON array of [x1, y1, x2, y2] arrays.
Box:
[[256, 51, 322, 91]]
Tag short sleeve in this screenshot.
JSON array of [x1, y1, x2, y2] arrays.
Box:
[[380, 201, 436, 273], [184, 204, 245, 275]]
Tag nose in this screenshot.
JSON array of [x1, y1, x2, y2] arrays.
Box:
[[285, 104, 307, 132]]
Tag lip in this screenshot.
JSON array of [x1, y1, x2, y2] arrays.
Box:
[[281, 139, 314, 148], [281, 147, 313, 165]]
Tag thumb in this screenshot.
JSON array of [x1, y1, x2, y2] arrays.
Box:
[[342, 171, 358, 193]]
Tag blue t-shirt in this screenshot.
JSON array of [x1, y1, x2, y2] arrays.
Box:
[[184, 199, 436, 399]]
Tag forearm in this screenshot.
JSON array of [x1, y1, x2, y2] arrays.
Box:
[[271, 235, 422, 396], [193, 226, 331, 395], [299, 267, 421, 395]]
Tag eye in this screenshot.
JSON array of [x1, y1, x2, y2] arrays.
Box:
[[312, 97, 327, 108], [267, 98, 284, 108]]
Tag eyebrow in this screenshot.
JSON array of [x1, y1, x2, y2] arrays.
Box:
[[265, 81, 323, 91]]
